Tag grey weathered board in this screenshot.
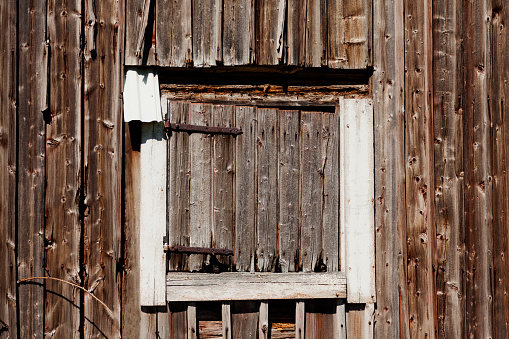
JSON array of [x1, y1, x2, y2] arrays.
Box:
[[167, 101, 340, 273]]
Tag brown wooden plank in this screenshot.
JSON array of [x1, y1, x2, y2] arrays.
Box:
[[235, 106, 257, 272], [346, 303, 375, 338], [212, 105, 235, 268], [279, 110, 300, 273], [17, 0, 47, 336], [256, 0, 286, 65], [192, 0, 222, 67], [223, 0, 255, 65], [156, 0, 192, 67], [305, 0, 327, 67], [341, 0, 369, 68], [326, 0, 347, 68], [322, 113, 340, 272], [0, 0, 17, 336], [44, 0, 82, 336], [83, 0, 123, 335], [169, 302, 188, 339], [372, 0, 407, 336], [125, 0, 156, 65], [304, 300, 335, 338], [491, 1, 509, 337], [287, 0, 306, 66], [256, 108, 279, 272], [232, 301, 259, 339], [432, 0, 465, 337], [189, 103, 213, 272], [168, 101, 191, 271]]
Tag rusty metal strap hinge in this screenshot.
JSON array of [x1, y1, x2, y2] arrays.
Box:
[[164, 245, 234, 256], [164, 121, 243, 136]]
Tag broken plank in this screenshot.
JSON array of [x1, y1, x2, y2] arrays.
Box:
[[256, 0, 286, 64]]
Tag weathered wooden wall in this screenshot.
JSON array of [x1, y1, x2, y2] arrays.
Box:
[[2, 0, 509, 338]]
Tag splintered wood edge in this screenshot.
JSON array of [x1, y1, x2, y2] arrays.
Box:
[[166, 272, 347, 301]]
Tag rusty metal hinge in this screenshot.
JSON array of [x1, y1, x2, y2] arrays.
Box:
[[164, 245, 234, 256], [164, 121, 243, 136]]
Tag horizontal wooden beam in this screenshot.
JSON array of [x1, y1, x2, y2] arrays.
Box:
[[167, 272, 346, 301]]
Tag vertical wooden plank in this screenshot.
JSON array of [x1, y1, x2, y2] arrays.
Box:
[[231, 301, 259, 339], [432, 0, 464, 336], [340, 98, 376, 304], [168, 101, 191, 271], [322, 113, 340, 272], [279, 110, 300, 273], [295, 301, 305, 339], [156, 0, 192, 67], [327, 0, 347, 68], [305, 0, 327, 67], [212, 105, 235, 268], [256, 0, 286, 65], [125, 0, 155, 65], [346, 303, 375, 339], [258, 301, 269, 339], [372, 0, 407, 336], [300, 111, 323, 272], [256, 108, 278, 272], [192, 0, 222, 67], [188, 303, 198, 339], [222, 302, 232, 339], [139, 122, 167, 306], [463, 0, 493, 337], [44, 0, 82, 336], [341, 0, 369, 68], [304, 299, 335, 338], [235, 106, 257, 272], [333, 300, 347, 338], [189, 103, 213, 271], [287, 0, 306, 66], [169, 302, 188, 339], [404, 0, 437, 336], [17, 0, 47, 336], [84, 0, 124, 335], [0, 0, 17, 337], [223, 0, 255, 65]]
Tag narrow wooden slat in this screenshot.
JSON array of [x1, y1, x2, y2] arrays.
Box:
[[17, 0, 47, 335], [259, 302, 269, 338], [333, 299, 347, 338], [305, 0, 327, 67], [235, 106, 257, 272], [287, 0, 306, 66], [300, 112, 323, 272], [169, 101, 191, 271], [256, 0, 286, 64], [156, 0, 192, 67], [44, 0, 82, 335], [222, 302, 232, 339], [169, 302, 188, 339], [232, 301, 259, 338], [279, 110, 300, 273], [189, 103, 213, 271], [322, 113, 340, 271], [372, 0, 406, 336], [188, 303, 198, 339], [0, 0, 17, 336], [212, 105, 235, 268], [126, 0, 145, 64], [342, 0, 369, 68], [84, 0, 123, 334], [256, 108, 278, 271], [192, 0, 222, 67], [340, 98, 375, 303], [223, 0, 255, 65], [295, 301, 305, 339], [304, 300, 335, 338], [346, 303, 375, 338], [327, 0, 347, 68], [432, 0, 464, 336]]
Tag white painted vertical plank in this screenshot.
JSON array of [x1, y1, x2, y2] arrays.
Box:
[[187, 303, 198, 339], [334, 299, 347, 338], [340, 98, 376, 303], [258, 301, 269, 339], [295, 301, 305, 339], [139, 122, 167, 306], [222, 302, 232, 339]]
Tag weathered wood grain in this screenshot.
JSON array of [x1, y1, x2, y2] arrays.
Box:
[[0, 0, 17, 336], [17, 0, 47, 336], [300, 112, 323, 272], [305, 0, 327, 67], [256, 108, 279, 272], [372, 0, 407, 336], [333, 299, 347, 338], [156, 0, 192, 66], [188, 303, 198, 338], [222, 302, 233, 339], [256, 0, 286, 65], [83, 0, 123, 335], [189, 103, 213, 271], [235, 106, 257, 272], [169, 302, 188, 339], [432, 0, 464, 337], [168, 101, 191, 271], [125, 0, 155, 65], [279, 110, 300, 273], [192, 0, 222, 67], [304, 299, 335, 338], [342, 0, 370, 68], [287, 0, 306, 66], [346, 303, 375, 338], [232, 301, 259, 338], [211, 105, 235, 268], [258, 301, 269, 338], [44, 0, 82, 336], [295, 301, 305, 339], [223, 0, 255, 65], [327, 0, 347, 68]]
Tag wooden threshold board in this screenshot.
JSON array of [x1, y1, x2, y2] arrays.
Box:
[[166, 272, 346, 301]]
